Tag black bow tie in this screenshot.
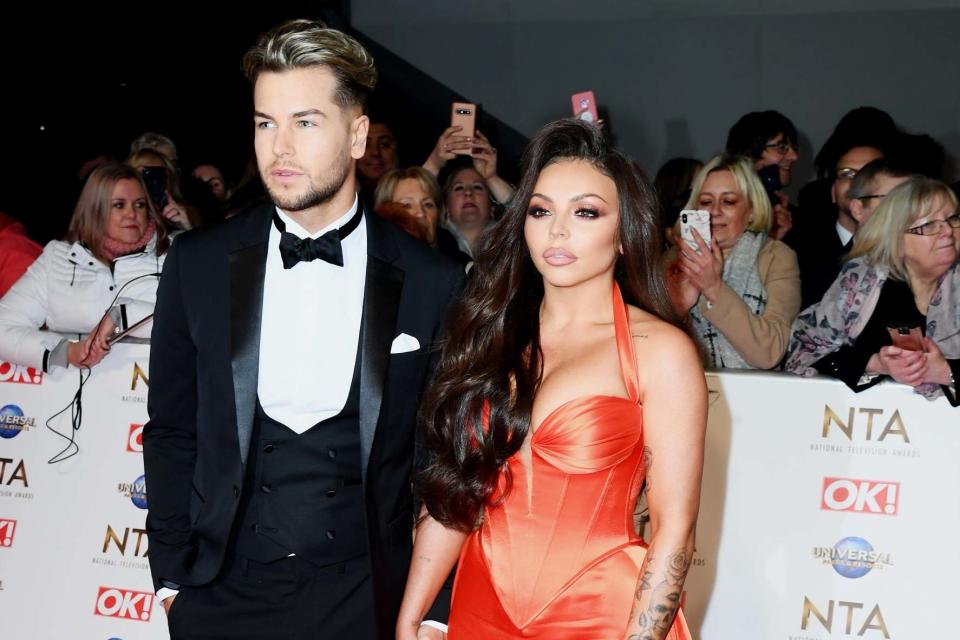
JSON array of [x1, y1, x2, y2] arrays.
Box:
[[273, 207, 363, 269]]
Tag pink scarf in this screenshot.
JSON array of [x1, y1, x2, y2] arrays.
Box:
[[102, 218, 156, 261]]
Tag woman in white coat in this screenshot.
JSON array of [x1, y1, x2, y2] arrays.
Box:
[[0, 163, 170, 371]]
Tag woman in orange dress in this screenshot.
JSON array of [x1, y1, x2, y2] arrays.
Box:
[[397, 120, 706, 640]]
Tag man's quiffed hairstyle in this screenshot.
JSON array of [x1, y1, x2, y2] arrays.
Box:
[[243, 19, 377, 113]]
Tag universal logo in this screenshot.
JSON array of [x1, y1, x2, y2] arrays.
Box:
[[812, 536, 893, 579], [116, 475, 147, 510], [0, 404, 36, 439]]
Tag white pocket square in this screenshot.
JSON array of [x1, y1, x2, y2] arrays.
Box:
[[390, 333, 421, 354]]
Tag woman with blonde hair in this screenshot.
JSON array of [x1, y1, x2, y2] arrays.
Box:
[[786, 176, 960, 405], [0, 163, 169, 371], [668, 154, 801, 369], [374, 167, 472, 266]]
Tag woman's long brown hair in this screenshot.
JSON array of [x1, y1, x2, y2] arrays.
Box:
[[418, 119, 681, 532]]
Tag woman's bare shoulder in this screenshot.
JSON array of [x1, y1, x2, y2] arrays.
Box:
[[626, 305, 701, 370]]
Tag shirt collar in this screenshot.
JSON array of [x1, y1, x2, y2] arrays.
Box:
[[836, 220, 854, 246], [274, 195, 360, 240]]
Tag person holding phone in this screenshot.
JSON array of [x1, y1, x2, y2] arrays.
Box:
[[440, 163, 499, 258], [786, 176, 960, 406], [726, 110, 800, 240], [423, 122, 515, 206], [127, 148, 199, 231], [667, 154, 800, 369], [0, 163, 169, 371]]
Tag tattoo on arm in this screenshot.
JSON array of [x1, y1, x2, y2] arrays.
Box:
[[627, 549, 690, 640], [642, 446, 653, 493], [638, 557, 654, 593]]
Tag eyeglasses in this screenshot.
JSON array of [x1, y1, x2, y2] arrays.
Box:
[[855, 194, 886, 203], [904, 212, 960, 236], [764, 141, 797, 155], [836, 167, 858, 180]]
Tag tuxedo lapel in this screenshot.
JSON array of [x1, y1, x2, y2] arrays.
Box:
[[229, 206, 272, 468], [358, 212, 404, 481]]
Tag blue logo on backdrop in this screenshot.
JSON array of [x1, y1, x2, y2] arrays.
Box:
[[130, 475, 147, 510], [812, 536, 893, 579], [0, 405, 35, 439]]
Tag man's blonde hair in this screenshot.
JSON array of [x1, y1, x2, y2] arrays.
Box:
[[243, 19, 377, 112]]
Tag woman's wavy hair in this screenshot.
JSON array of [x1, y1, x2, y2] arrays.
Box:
[[67, 163, 169, 264], [418, 119, 681, 531]]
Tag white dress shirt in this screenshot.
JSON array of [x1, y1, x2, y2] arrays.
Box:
[[158, 199, 368, 604], [836, 220, 854, 247], [258, 197, 366, 432]]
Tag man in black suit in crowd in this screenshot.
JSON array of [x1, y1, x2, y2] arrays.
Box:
[[143, 19, 461, 639]]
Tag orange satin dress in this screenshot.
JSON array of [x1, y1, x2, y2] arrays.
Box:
[[448, 284, 691, 639]]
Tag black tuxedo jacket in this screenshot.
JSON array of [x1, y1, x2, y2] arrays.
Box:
[[788, 207, 851, 309], [143, 204, 462, 637]]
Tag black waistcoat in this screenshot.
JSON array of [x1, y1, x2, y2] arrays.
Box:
[[232, 349, 367, 567]]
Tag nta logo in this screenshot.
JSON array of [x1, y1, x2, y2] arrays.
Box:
[[801, 596, 889, 637], [130, 363, 149, 391]]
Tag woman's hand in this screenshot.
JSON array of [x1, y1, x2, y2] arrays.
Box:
[[91, 315, 116, 352], [424, 126, 473, 175], [68, 336, 107, 368], [81, 315, 116, 367], [469, 130, 515, 202], [770, 191, 793, 240], [675, 230, 724, 303], [770, 194, 793, 240], [666, 260, 699, 314], [162, 192, 193, 230], [67, 315, 116, 368], [921, 337, 954, 386], [470, 130, 498, 180], [873, 345, 927, 387], [66, 340, 92, 368]]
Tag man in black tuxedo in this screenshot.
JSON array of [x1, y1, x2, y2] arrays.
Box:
[[143, 19, 461, 639], [790, 145, 882, 308]]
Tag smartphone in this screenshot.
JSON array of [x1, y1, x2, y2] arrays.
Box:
[[886, 323, 924, 351], [757, 164, 782, 207], [679, 209, 711, 250], [107, 314, 155, 346], [571, 91, 598, 123], [142, 166, 169, 210], [450, 102, 477, 154]]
